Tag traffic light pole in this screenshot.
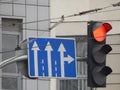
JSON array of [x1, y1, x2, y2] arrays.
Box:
[[0, 55, 27, 69], [0, 55, 87, 69], [76, 56, 87, 61]]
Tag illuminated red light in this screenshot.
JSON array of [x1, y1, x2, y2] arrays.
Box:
[[93, 23, 112, 42], [103, 23, 112, 32]]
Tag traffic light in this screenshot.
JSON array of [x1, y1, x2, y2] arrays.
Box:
[[87, 21, 112, 87]]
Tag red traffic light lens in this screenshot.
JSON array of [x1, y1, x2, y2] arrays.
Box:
[[93, 23, 112, 42], [103, 23, 112, 32]]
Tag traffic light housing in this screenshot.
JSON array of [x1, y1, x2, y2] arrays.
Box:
[[87, 21, 112, 87]]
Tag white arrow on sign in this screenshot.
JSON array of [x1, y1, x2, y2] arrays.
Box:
[[64, 55, 74, 64], [31, 41, 40, 77], [58, 43, 74, 77], [45, 42, 53, 77]]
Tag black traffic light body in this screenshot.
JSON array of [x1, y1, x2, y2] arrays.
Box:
[[87, 21, 112, 87]]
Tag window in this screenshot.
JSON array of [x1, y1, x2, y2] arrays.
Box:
[[2, 18, 22, 90], [59, 36, 90, 90]]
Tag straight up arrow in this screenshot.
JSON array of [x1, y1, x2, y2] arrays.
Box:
[[58, 43, 74, 77], [45, 42, 53, 77], [58, 43, 66, 77], [31, 41, 40, 77]]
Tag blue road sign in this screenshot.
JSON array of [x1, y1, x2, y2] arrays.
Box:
[[28, 37, 76, 78]]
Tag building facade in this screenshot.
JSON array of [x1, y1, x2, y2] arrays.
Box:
[[0, 0, 120, 90], [51, 0, 120, 90], [0, 0, 50, 90]]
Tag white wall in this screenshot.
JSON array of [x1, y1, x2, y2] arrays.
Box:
[[51, 0, 120, 36], [50, 0, 89, 36], [89, 0, 120, 34], [51, 0, 120, 90]]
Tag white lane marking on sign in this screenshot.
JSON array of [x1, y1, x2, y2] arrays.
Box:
[[31, 41, 40, 77], [41, 59, 44, 64], [55, 60, 58, 77], [58, 43, 66, 77], [64, 55, 74, 64], [45, 42, 53, 77], [28, 38, 76, 78], [58, 43, 74, 77], [41, 59, 45, 76]]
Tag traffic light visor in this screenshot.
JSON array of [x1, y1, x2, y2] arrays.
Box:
[[93, 23, 112, 42]]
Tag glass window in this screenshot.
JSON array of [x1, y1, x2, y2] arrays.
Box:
[[2, 34, 19, 73], [2, 77, 18, 89], [2, 18, 23, 90], [59, 36, 90, 90]]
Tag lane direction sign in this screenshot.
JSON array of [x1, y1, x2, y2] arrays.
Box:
[[28, 37, 76, 78]]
